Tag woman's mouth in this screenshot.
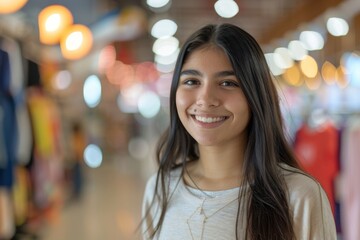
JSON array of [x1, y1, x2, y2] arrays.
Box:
[[194, 115, 227, 123]]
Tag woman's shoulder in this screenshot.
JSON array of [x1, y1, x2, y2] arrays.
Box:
[[143, 167, 183, 194], [278, 164, 337, 239], [279, 163, 323, 198], [279, 163, 329, 206]]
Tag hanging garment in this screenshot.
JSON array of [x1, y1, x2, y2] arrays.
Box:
[[0, 188, 15, 239], [0, 37, 24, 97], [294, 121, 339, 214], [15, 96, 33, 166], [12, 166, 31, 226], [341, 116, 360, 240], [0, 49, 17, 189], [27, 88, 64, 211]]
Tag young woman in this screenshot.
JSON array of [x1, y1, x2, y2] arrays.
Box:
[[141, 23, 336, 240]]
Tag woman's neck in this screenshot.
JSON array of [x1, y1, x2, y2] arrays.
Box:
[[185, 144, 245, 191]]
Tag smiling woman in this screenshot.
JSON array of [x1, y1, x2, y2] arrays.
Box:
[[141, 23, 336, 240], [176, 46, 250, 148]]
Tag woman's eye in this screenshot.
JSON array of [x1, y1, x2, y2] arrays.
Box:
[[183, 79, 199, 85], [221, 81, 239, 87]]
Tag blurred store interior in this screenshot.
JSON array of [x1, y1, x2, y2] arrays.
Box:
[[1, 0, 360, 239]]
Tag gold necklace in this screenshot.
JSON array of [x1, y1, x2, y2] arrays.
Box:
[[185, 169, 239, 240], [186, 197, 238, 240]]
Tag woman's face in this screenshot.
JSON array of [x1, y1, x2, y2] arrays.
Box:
[[176, 46, 250, 147]]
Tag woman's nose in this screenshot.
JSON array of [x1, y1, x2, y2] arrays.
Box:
[[196, 85, 220, 108]]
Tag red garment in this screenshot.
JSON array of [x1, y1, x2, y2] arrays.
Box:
[[294, 121, 339, 214]]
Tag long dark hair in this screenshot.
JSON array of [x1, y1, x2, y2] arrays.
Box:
[[146, 23, 300, 240]]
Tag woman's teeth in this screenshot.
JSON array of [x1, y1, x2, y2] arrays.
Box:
[[195, 116, 225, 123]]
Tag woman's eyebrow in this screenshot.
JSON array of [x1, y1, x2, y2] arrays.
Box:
[[179, 70, 235, 77], [180, 69, 202, 77], [215, 70, 236, 77]]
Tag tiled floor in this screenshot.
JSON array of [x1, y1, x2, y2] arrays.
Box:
[[38, 155, 151, 240]]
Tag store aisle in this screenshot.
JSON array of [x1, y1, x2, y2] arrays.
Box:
[[39, 156, 148, 240]]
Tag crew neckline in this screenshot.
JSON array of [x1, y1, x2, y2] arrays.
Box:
[[169, 167, 246, 204]]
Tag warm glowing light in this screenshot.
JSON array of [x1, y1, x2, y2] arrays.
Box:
[[336, 66, 348, 88], [134, 62, 159, 83], [60, 24, 93, 60], [321, 61, 337, 85], [45, 14, 61, 32], [0, 0, 28, 14], [38, 5, 73, 45], [98, 45, 116, 73], [300, 55, 318, 78], [106, 61, 135, 88], [66, 31, 83, 50], [283, 65, 302, 87], [305, 75, 321, 90]]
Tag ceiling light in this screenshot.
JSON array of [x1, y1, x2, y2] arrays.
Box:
[[0, 0, 28, 14], [214, 0, 239, 18], [327, 17, 349, 37], [83, 75, 101, 108], [264, 53, 284, 76], [38, 5, 73, 45], [300, 55, 318, 78], [146, 0, 170, 8], [60, 24, 93, 60], [299, 31, 324, 51], [151, 19, 178, 38], [152, 36, 179, 57], [273, 47, 294, 69], [288, 40, 308, 61]]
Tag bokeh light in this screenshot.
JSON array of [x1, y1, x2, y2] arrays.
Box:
[[138, 91, 161, 118], [83, 75, 102, 108], [84, 144, 103, 168]]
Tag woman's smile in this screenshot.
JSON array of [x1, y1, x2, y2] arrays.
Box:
[[191, 114, 228, 128]]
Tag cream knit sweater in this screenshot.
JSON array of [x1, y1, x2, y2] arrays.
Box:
[[142, 164, 337, 240]]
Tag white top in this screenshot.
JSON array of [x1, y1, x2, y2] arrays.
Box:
[[142, 164, 337, 240]]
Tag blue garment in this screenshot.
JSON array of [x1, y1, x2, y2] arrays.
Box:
[[0, 49, 16, 189]]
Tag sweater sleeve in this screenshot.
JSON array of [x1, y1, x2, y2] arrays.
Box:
[[141, 173, 159, 240], [287, 172, 337, 240]]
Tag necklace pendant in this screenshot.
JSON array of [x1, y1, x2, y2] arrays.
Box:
[[200, 207, 204, 215]]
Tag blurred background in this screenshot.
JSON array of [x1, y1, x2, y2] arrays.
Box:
[[1, 0, 360, 239]]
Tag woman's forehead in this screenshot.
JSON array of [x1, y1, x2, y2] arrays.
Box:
[[181, 46, 232, 70]]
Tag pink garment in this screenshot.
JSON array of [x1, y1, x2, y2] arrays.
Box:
[[341, 116, 360, 240]]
